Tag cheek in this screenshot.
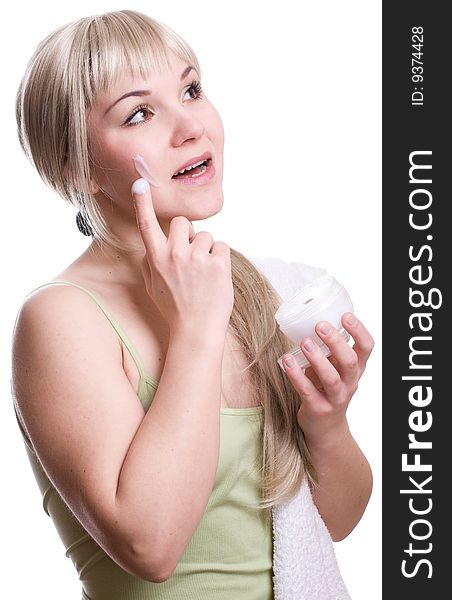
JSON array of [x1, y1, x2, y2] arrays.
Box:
[[209, 106, 225, 146], [90, 137, 138, 198]]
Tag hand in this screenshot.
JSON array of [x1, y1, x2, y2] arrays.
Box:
[[281, 313, 374, 446], [131, 178, 234, 335]]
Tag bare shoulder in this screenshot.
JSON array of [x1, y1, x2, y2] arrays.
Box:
[[11, 282, 128, 436], [16, 280, 114, 326], [12, 282, 123, 384]]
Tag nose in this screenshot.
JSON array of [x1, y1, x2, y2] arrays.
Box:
[[169, 108, 205, 147]]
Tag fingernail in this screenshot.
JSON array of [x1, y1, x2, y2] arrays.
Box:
[[317, 321, 332, 336], [132, 178, 150, 196], [302, 338, 315, 352], [284, 355, 295, 369], [345, 313, 357, 326]]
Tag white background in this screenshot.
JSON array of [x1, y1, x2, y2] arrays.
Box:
[[1, 1, 381, 598]]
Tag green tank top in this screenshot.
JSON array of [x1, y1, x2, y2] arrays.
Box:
[[13, 281, 274, 599]]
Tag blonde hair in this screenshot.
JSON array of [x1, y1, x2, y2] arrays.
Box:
[[16, 10, 316, 517]]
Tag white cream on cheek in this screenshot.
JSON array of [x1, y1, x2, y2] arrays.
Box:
[[132, 154, 160, 188]]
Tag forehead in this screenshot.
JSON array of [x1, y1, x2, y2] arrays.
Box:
[[95, 54, 191, 102]]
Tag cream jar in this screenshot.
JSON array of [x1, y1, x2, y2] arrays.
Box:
[[275, 275, 354, 369]]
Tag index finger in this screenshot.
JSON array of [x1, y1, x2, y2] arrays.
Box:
[[131, 178, 167, 251]]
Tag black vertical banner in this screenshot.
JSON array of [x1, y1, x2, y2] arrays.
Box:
[[383, 2, 449, 598]]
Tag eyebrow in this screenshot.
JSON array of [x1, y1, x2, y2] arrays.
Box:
[[104, 65, 196, 116]]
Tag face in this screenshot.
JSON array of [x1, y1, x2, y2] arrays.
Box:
[[87, 54, 225, 230]]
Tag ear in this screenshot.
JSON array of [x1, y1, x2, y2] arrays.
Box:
[[89, 178, 101, 195], [63, 157, 100, 195]]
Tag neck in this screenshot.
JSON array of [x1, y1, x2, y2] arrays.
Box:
[[81, 192, 179, 287], [83, 237, 147, 287], [80, 193, 155, 286]]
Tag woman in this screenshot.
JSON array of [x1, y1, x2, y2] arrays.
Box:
[[11, 9, 374, 599]]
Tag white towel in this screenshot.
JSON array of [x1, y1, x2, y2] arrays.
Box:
[[251, 257, 352, 600], [271, 478, 351, 600], [250, 256, 328, 302]]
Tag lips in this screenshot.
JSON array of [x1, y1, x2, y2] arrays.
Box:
[[172, 152, 212, 177]]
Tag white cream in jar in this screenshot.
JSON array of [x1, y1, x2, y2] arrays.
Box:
[[275, 275, 354, 369]]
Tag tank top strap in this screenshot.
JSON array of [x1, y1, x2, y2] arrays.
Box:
[[27, 280, 148, 383]]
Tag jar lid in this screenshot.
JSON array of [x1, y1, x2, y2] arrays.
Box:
[[275, 275, 345, 327]]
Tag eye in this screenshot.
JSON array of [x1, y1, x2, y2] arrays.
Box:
[[123, 81, 204, 127], [184, 80, 204, 101], [123, 105, 154, 127]]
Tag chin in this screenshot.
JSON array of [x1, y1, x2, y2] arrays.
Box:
[[184, 192, 224, 221]]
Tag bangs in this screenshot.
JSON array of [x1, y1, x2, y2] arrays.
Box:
[[79, 10, 201, 106]]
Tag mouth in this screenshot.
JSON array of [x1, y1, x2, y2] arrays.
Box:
[[171, 153, 215, 185], [172, 152, 212, 176]]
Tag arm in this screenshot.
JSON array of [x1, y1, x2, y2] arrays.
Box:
[[304, 421, 373, 541], [281, 313, 374, 541], [12, 287, 226, 582], [115, 324, 226, 577]]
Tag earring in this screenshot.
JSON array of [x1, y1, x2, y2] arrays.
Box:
[[76, 211, 93, 237]]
